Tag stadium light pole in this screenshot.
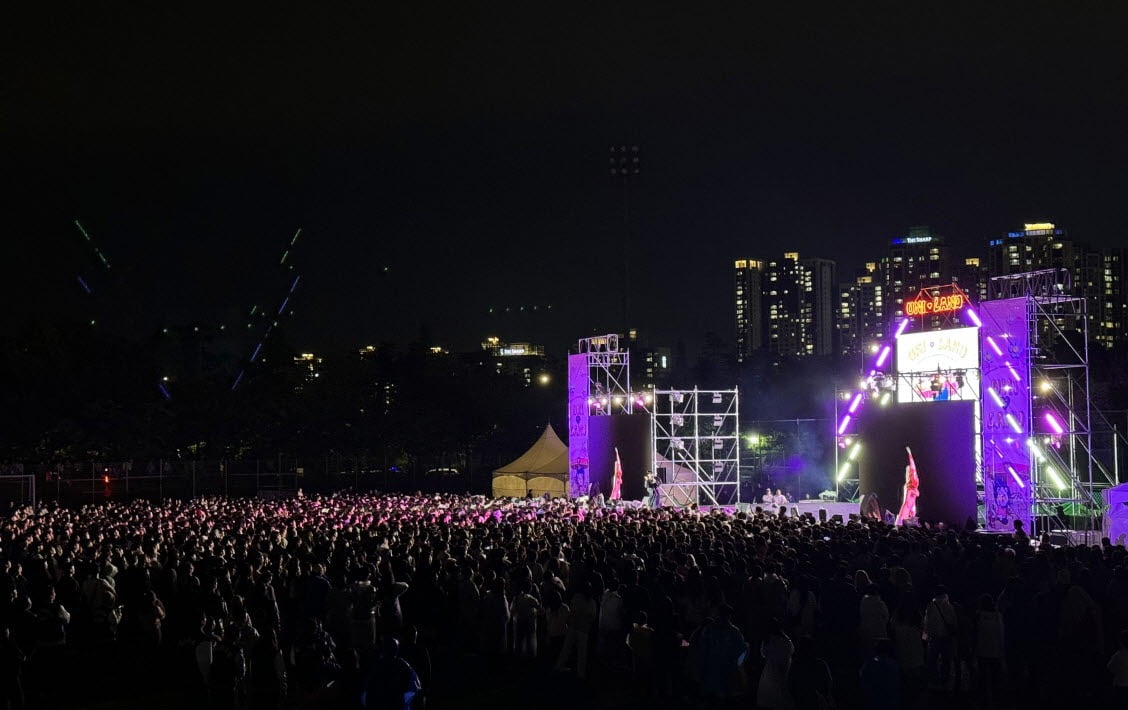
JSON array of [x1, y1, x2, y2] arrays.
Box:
[[609, 145, 640, 332]]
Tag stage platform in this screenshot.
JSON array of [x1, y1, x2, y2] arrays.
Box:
[[686, 499, 860, 520]]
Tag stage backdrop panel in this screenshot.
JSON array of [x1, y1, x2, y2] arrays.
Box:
[[978, 298, 1033, 533], [858, 400, 977, 526], [587, 414, 652, 500], [567, 353, 590, 498]]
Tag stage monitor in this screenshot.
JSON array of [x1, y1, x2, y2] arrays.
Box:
[[895, 326, 979, 404], [857, 400, 977, 527]]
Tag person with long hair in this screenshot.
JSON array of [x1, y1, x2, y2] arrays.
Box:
[[895, 447, 920, 526]]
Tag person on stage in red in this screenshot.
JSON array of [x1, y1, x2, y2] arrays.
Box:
[[609, 448, 623, 501], [895, 446, 920, 526]]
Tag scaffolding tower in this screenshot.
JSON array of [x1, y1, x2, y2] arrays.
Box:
[[651, 388, 741, 507], [577, 334, 633, 414], [990, 270, 1113, 540]]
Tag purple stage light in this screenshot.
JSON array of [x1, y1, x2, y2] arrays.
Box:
[[985, 336, 1003, 357], [966, 309, 983, 328], [1045, 412, 1065, 435], [895, 318, 910, 338], [848, 393, 863, 414], [987, 387, 1005, 408], [1007, 465, 1026, 489], [1005, 362, 1021, 382], [837, 414, 852, 435], [1005, 413, 1023, 434], [875, 345, 891, 368]]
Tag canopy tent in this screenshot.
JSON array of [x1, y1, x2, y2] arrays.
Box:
[[492, 424, 570, 499]]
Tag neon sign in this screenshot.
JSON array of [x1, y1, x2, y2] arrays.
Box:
[[904, 293, 965, 316]]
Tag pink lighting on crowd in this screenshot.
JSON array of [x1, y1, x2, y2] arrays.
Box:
[[985, 336, 1003, 357], [837, 415, 852, 435], [848, 393, 863, 414], [875, 345, 891, 368], [966, 309, 983, 328], [1045, 412, 1065, 435]]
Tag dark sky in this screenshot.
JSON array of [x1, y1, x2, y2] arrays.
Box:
[[5, 4, 1126, 355]]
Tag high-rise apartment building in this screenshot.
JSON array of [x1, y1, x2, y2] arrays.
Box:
[[736, 253, 837, 360], [801, 257, 837, 356], [765, 254, 802, 358], [734, 259, 765, 363], [987, 223, 1127, 350], [878, 226, 953, 322], [837, 262, 886, 354], [1095, 248, 1127, 350]]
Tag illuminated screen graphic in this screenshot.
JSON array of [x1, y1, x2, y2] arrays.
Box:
[[895, 326, 980, 404]]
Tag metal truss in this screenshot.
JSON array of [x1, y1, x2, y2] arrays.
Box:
[[989, 270, 1111, 540], [577, 334, 632, 414], [651, 388, 741, 507]]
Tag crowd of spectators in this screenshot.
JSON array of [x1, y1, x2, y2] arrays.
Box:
[[1, 491, 1126, 709]]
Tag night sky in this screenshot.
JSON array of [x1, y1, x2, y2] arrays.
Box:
[[6, 5, 1125, 356]]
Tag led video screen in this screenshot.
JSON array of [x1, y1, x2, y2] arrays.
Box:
[[857, 400, 977, 526], [587, 414, 652, 500], [896, 326, 980, 404]]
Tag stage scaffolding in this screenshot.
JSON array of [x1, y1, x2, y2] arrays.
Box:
[[990, 270, 1113, 540], [578, 334, 632, 414], [651, 388, 741, 507]]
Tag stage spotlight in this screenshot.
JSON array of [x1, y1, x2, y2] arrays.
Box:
[[643, 393, 653, 404], [875, 345, 891, 368], [745, 434, 761, 447], [847, 442, 861, 461], [869, 343, 880, 354], [537, 373, 551, 386], [837, 462, 851, 482], [1045, 465, 1067, 490], [1040, 380, 1052, 393], [1045, 413, 1065, 435], [879, 392, 891, 406]]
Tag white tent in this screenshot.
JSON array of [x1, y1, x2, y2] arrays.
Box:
[[492, 424, 570, 499]]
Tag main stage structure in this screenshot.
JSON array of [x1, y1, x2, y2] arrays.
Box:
[[835, 271, 1115, 538]]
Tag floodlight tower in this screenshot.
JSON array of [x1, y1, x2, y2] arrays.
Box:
[[609, 145, 640, 331]]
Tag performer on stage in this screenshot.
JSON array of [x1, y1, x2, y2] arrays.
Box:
[[644, 471, 661, 508], [609, 448, 623, 501], [895, 446, 920, 525]]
